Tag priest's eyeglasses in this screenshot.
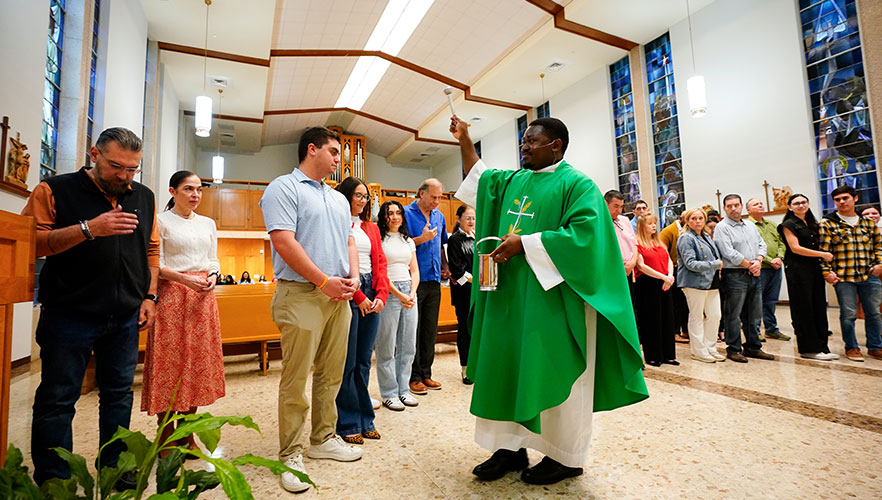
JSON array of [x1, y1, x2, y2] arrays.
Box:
[[520, 138, 557, 150]]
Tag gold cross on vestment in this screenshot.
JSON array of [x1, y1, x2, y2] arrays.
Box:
[[507, 196, 535, 234]]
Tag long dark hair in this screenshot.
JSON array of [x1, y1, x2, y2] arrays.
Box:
[[378, 200, 410, 240], [452, 204, 469, 233], [335, 176, 370, 221], [240, 271, 252, 283], [165, 170, 199, 211], [783, 193, 818, 230]]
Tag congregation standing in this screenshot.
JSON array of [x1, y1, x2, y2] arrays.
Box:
[[22, 123, 882, 495]]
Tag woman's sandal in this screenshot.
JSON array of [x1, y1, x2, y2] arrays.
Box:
[[362, 430, 381, 440], [342, 434, 364, 445]]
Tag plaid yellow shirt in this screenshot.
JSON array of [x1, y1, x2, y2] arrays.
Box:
[[818, 214, 882, 282]]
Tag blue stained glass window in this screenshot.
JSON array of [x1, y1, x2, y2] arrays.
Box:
[[609, 56, 640, 213], [516, 114, 528, 163], [799, 0, 877, 212], [41, 0, 65, 180], [86, 0, 100, 166], [644, 33, 684, 227], [536, 101, 550, 119]]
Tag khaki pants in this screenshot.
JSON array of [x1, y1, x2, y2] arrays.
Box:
[[272, 281, 351, 458]]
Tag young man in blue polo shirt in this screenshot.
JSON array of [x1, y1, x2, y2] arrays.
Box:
[[404, 178, 450, 394]]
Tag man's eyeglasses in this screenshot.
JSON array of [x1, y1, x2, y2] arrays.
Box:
[[98, 151, 141, 174]]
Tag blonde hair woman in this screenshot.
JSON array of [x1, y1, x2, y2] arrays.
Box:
[[676, 208, 724, 363], [634, 214, 678, 366]]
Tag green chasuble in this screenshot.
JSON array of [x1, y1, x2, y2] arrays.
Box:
[[467, 161, 648, 433]]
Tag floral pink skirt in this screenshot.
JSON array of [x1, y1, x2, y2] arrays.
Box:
[[141, 272, 225, 415]]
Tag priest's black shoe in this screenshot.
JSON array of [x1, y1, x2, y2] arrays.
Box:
[[521, 456, 583, 485], [472, 448, 528, 480]]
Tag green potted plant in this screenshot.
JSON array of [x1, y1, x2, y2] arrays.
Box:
[[1, 408, 312, 499]]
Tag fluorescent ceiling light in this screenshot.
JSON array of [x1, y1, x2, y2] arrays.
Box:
[[212, 155, 224, 183], [195, 95, 213, 137], [335, 0, 434, 110]]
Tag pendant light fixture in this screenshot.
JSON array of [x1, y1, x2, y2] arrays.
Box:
[[194, 0, 213, 137], [685, 0, 707, 118], [212, 88, 224, 183]]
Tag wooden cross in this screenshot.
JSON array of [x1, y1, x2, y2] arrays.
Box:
[[0, 116, 9, 177], [762, 179, 771, 210]]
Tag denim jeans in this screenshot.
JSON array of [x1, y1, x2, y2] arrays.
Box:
[[335, 273, 380, 436], [31, 307, 140, 485], [721, 270, 763, 354], [758, 267, 783, 333], [375, 280, 417, 399], [833, 276, 882, 351]]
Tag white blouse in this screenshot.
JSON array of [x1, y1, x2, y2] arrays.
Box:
[[157, 209, 220, 274], [352, 217, 372, 275], [382, 232, 416, 282]]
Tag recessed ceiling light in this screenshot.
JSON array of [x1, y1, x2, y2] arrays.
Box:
[[544, 61, 566, 72], [335, 0, 435, 110]]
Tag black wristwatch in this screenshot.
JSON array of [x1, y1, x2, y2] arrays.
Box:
[[145, 294, 159, 303]]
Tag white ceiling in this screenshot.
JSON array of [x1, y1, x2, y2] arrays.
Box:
[[140, 0, 719, 165]]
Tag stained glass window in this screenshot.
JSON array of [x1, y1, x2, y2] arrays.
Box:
[[42, 0, 65, 180], [644, 33, 684, 227], [536, 101, 550, 119], [516, 114, 528, 163], [610, 56, 640, 213], [799, 0, 877, 212], [85, 0, 100, 167]]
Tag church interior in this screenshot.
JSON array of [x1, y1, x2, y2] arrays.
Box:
[[2, 0, 882, 498]]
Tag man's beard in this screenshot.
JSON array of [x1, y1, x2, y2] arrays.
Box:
[[94, 167, 131, 196]]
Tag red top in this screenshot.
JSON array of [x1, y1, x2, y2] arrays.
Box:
[[636, 243, 670, 277], [353, 220, 390, 304]]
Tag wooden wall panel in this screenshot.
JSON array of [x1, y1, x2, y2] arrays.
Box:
[[248, 190, 265, 230], [218, 190, 248, 229], [217, 238, 266, 279]]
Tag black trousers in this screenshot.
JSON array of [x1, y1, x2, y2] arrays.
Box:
[[450, 281, 472, 367], [411, 281, 441, 381], [635, 275, 676, 363], [785, 264, 831, 354], [671, 281, 690, 335]]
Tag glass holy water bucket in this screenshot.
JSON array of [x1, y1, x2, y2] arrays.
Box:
[[476, 236, 503, 291]]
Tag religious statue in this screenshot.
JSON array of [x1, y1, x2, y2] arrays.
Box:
[[772, 185, 793, 211], [6, 132, 30, 189]]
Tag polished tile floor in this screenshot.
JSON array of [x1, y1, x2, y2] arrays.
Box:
[[7, 305, 882, 499]]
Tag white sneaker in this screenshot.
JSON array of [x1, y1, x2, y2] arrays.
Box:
[[691, 354, 716, 363], [803, 352, 840, 360], [709, 351, 725, 361], [399, 393, 419, 407], [280, 454, 310, 493], [371, 397, 381, 410], [306, 435, 363, 462], [383, 397, 405, 411]]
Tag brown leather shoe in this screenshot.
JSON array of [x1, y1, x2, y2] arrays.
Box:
[[727, 352, 748, 363], [744, 349, 775, 361], [867, 349, 882, 360], [422, 378, 442, 390], [845, 348, 864, 362], [409, 381, 428, 394]]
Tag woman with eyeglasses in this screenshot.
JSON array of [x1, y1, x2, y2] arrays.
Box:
[[141, 170, 224, 455], [334, 177, 389, 444], [446, 205, 476, 384], [778, 194, 838, 360]]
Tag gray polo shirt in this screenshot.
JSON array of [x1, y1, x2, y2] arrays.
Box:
[[259, 168, 352, 282], [713, 216, 767, 269]]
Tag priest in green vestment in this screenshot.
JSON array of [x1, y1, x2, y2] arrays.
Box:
[[450, 115, 648, 485]]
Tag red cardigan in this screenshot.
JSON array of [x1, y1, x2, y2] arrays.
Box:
[[352, 220, 390, 305]]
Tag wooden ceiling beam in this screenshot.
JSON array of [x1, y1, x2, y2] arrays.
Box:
[[270, 49, 531, 112], [158, 41, 271, 67], [524, 0, 638, 51], [264, 107, 458, 146]]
